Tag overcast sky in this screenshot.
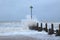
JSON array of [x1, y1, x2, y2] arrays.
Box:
[[0, 0, 60, 22]]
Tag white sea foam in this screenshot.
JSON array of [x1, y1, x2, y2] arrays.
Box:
[[0, 15, 60, 40]]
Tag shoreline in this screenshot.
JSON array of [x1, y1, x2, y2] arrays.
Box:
[[0, 35, 40, 40]]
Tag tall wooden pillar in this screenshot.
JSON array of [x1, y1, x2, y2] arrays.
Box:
[[51, 24, 54, 30], [38, 23, 42, 31], [59, 24, 60, 30], [41, 23, 42, 28], [56, 24, 60, 36], [44, 23, 48, 32], [35, 23, 39, 30], [48, 23, 54, 35]]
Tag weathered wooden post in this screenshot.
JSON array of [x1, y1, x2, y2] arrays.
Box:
[[56, 24, 60, 36], [48, 23, 54, 35], [41, 23, 42, 28], [35, 23, 39, 30], [59, 24, 60, 30], [38, 23, 42, 31], [29, 22, 39, 30], [44, 23, 48, 32], [51, 24, 54, 30]]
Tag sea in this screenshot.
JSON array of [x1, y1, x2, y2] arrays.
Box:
[[0, 21, 60, 40]]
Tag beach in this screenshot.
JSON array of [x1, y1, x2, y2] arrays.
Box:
[[0, 31, 60, 40], [0, 35, 40, 40]]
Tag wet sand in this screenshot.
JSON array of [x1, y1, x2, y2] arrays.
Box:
[[0, 35, 40, 40]]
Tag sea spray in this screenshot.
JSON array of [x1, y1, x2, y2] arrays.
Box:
[[21, 15, 39, 30], [0, 15, 60, 36], [0, 15, 39, 34]]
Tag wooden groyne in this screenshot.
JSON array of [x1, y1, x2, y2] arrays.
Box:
[[56, 24, 60, 36], [29, 22, 60, 36]]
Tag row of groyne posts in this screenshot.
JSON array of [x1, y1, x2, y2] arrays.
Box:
[[29, 23, 60, 36]]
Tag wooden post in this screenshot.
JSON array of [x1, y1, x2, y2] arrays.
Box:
[[44, 23, 48, 32], [59, 24, 60, 30], [56, 24, 60, 36], [38, 23, 42, 31], [51, 24, 54, 30], [41, 23, 42, 28], [46, 23, 47, 29], [48, 23, 54, 35], [29, 23, 38, 30], [37, 23, 38, 27], [35, 23, 39, 30]]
